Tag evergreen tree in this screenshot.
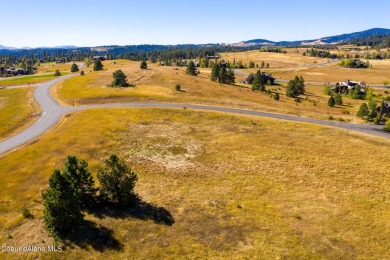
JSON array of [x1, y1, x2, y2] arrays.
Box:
[[357, 103, 369, 118], [368, 99, 377, 118], [186, 61, 197, 76], [218, 67, 227, 83], [261, 61, 265, 68], [42, 156, 96, 238], [111, 70, 129, 87], [140, 60, 147, 69], [252, 70, 265, 91], [226, 69, 235, 84], [97, 155, 138, 207], [93, 60, 104, 71], [328, 96, 336, 107], [334, 93, 343, 105], [273, 92, 280, 100], [43, 170, 84, 238], [204, 58, 209, 68], [80, 70, 85, 76], [210, 63, 219, 81], [350, 85, 363, 99], [71, 63, 79, 72], [286, 76, 305, 97]]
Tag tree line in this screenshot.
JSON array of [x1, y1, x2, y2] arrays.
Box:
[[0, 45, 256, 68]]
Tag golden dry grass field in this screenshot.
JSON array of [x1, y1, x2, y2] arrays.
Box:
[[220, 50, 390, 84], [220, 49, 320, 68], [268, 61, 390, 85], [52, 59, 390, 123], [0, 87, 38, 140], [0, 108, 388, 259], [37, 62, 75, 73]]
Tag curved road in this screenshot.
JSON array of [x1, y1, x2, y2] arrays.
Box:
[[0, 74, 389, 155]]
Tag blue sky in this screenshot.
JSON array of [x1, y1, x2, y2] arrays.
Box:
[[2, 0, 390, 47]]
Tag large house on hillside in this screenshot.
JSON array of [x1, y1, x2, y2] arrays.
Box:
[[241, 72, 275, 85], [332, 80, 366, 94]]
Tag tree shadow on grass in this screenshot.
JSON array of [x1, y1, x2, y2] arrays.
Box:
[[92, 197, 175, 226], [64, 220, 123, 252]]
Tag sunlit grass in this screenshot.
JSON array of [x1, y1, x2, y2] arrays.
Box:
[[0, 108, 388, 259], [53, 60, 374, 122], [0, 72, 70, 87], [0, 88, 38, 140]]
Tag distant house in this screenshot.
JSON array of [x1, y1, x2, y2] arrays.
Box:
[[332, 80, 366, 94], [14, 68, 28, 75], [1, 67, 28, 76], [242, 73, 255, 84], [262, 72, 275, 85], [207, 56, 220, 59], [351, 59, 367, 68], [241, 72, 275, 85], [92, 55, 107, 61]]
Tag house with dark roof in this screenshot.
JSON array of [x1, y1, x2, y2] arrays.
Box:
[[332, 80, 366, 94]]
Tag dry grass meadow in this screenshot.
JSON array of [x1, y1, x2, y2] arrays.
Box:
[[52, 59, 390, 123], [1, 49, 390, 259], [0, 87, 38, 140], [220, 49, 390, 85], [0, 108, 389, 259]]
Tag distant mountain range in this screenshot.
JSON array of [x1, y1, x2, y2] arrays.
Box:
[[1, 28, 390, 51], [0, 45, 79, 50], [237, 28, 390, 46]]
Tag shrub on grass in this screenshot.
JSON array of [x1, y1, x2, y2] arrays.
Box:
[[21, 207, 32, 218], [54, 70, 61, 76]]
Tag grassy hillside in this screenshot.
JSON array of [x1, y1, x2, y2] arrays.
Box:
[[53, 60, 376, 122], [0, 87, 38, 140], [0, 108, 388, 259], [219, 49, 390, 84]]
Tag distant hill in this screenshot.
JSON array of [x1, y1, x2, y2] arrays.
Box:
[[1, 28, 390, 55], [242, 28, 390, 46], [0, 45, 17, 50]]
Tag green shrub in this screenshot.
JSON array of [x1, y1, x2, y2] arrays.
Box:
[[383, 119, 390, 132], [328, 96, 335, 107], [175, 84, 181, 91], [323, 85, 333, 96], [21, 207, 32, 218], [54, 70, 61, 76]]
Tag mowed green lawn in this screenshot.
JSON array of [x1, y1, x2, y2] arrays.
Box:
[[0, 108, 388, 259], [0, 87, 38, 140]]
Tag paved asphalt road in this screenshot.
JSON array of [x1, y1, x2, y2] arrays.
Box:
[[0, 74, 389, 155]]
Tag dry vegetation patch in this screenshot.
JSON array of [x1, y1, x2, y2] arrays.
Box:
[[0, 108, 388, 259], [53, 60, 377, 121], [0, 88, 39, 140]]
